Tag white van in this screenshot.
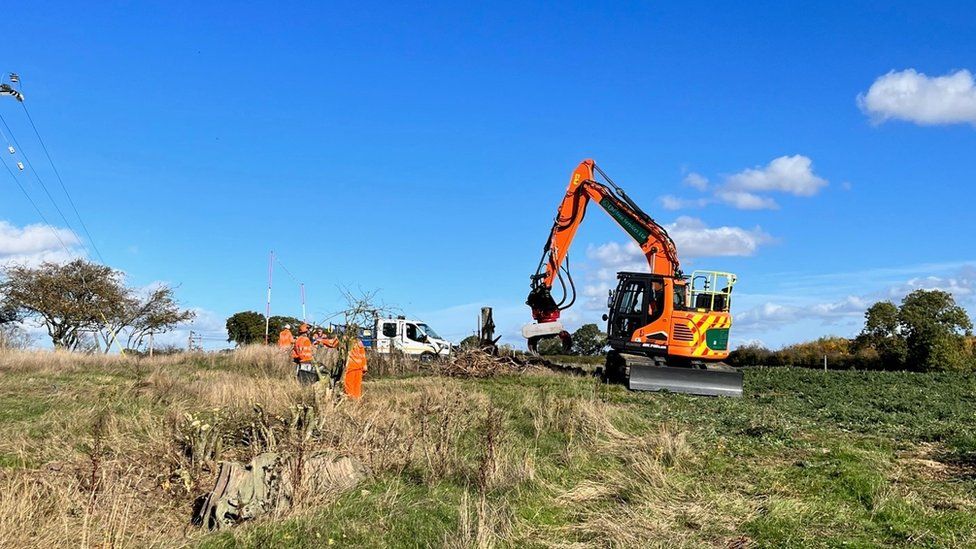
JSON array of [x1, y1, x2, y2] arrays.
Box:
[[374, 317, 452, 362]]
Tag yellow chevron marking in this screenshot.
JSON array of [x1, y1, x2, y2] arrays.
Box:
[[694, 316, 719, 355], [690, 319, 702, 346]]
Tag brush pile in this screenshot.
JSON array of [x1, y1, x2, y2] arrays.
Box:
[[434, 349, 549, 378]]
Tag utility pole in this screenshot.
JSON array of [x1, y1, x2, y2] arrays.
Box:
[[188, 330, 194, 352], [149, 331, 154, 358], [265, 251, 274, 344]]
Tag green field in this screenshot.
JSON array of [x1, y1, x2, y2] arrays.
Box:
[[1, 349, 974, 548]]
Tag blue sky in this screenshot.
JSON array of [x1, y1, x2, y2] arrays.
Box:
[[2, 1, 975, 349]]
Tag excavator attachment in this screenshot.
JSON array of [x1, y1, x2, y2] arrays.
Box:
[[628, 363, 743, 397]]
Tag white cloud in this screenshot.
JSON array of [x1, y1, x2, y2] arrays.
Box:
[[714, 190, 779, 210], [735, 265, 976, 338], [725, 155, 828, 197], [0, 221, 78, 255], [809, 295, 871, 318], [888, 266, 976, 301], [666, 156, 827, 211], [736, 302, 804, 328], [682, 172, 709, 191], [660, 195, 710, 210], [858, 69, 976, 125], [584, 218, 771, 269], [586, 240, 642, 266], [581, 219, 773, 311], [0, 220, 83, 267], [735, 295, 867, 333], [666, 216, 773, 258]]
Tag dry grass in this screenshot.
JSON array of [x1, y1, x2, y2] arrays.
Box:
[[4, 348, 971, 547], [0, 347, 545, 547]]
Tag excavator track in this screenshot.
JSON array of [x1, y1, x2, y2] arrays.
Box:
[[521, 352, 743, 397]]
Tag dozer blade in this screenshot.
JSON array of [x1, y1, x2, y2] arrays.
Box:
[[628, 364, 743, 397]]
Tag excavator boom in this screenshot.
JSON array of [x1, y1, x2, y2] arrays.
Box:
[[526, 160, 679, 324]]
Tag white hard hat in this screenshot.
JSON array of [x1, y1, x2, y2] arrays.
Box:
[[284, 324, 291, 329]]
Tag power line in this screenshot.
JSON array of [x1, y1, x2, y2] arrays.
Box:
[[0, 71, 105, 264], [0, 80, 122, 353], [0, 111, 81, 250], [1, 155, 73, 251], [19, 100, 106, 264], [274, 256, 301, 284], [274, 254, 307, 321]]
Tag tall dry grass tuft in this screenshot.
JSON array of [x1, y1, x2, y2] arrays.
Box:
[[447, 490, 511, 549], [224, 344, 293, 378], [535, 394, 730, 546]]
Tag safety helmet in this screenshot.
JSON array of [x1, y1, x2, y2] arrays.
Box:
[[284, 324, 291, 330]]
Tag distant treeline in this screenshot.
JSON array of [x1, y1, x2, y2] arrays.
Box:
[[729, 289, 974, 372], [730, 336, 907, 370]]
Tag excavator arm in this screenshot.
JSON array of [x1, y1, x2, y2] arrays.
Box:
[[526, 159, 680, 326]]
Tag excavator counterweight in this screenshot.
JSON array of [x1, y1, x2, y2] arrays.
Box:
[[524, 160, 743, 397]]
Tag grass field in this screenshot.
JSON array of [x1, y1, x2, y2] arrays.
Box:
[[1, 348, 974, 548]]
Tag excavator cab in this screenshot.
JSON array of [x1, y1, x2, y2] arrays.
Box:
[[605, 272, 671, 351], [604, 271, 743, 397]]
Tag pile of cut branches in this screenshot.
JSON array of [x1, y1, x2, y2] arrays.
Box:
[[434, 349, 548, 378]]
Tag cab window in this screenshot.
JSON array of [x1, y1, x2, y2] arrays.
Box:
[[672, 283, 687, 311], [406, 323, 425, 342], [647, 280, 665, 322], [614, 281, 644, 315], [382, 322, 397, 338]]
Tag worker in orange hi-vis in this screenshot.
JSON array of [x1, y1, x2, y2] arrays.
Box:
[[292, 324, 317, 385], [322, 328, 340, 349], [342, 335, 368, 399], [277, 324, 295, 350]]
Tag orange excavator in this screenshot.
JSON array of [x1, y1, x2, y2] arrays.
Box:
[[524, 159, 743, 396]]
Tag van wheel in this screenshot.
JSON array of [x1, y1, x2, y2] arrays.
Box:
[[419, 352, 436, 364]]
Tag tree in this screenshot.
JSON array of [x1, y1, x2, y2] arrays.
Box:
[[1, 259, 195, 352], [572, 323, 608, 356], [857, 291, 974, 372], [0, 323, 32, 350], [226, 311, 267, 346], [0, 302, 19, 324], [330, 286, 400, 327], [269, 315, 303, 338], [728, 342, 774, 367], [459, 335, 481, 350], [0, 260, 130, 350], [898, 290, 973, 371], [535, 337, 565, 356], [855, 301, 906, 369], [124, 286, 196, 350]]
